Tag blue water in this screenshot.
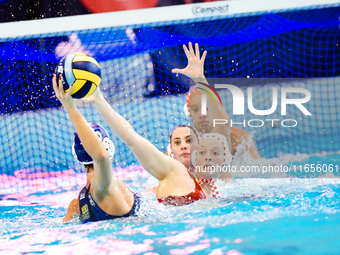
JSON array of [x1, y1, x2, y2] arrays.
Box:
[[1, 153, 340, 254]]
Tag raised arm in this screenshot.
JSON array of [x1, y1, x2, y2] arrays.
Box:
[[52, 75, 112, 192], [172, 42, 231, 149], [196, 82, 231, 150], [85, 88, 182, 181]]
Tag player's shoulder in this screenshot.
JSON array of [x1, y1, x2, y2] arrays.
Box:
[[71, 197, 80, 207], [71, 196, 81, 214], [69, 190, 83, 211]]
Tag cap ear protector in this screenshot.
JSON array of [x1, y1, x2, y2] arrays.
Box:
[[191, 133, 232, 167], [184, 90, 191, 118], [72, 123, 115, 165]]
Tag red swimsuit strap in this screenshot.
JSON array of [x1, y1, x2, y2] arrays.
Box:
[[158, 178, 206, 206]]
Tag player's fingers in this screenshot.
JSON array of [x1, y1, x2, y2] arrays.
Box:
[[172, 68, 185, 74], [183, 44, 191, 60], [58, 77, 65, 95], [195, 43, 200, 59], [66, 83, 74, 97], [52, 74, 57, 90], [201, 50, 207, 64], [52, 74, 60, 97], [188, 42, 195, 58]]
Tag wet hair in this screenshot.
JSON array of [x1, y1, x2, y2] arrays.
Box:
[[84, 163, 94, 173], [169, 125, 199, 144]]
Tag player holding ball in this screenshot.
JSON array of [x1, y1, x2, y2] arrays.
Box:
[[53, 55, 140, 223]]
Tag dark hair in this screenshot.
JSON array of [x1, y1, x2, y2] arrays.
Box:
[[84, 163, 94, 173], [169, 125, 198, 143]]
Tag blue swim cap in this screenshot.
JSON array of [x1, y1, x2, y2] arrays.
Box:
[[72, 123, 115, 165]]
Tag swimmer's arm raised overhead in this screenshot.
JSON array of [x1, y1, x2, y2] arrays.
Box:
[[202, 84, 231, 150], [173, 43, 259, 160], [172, 43, 230, 123], [87, 88, 181, 181], [172, 42, 231, 148], [52, 75, 112, 193]]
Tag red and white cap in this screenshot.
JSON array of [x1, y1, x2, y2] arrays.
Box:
[[191, 133, 232, 168], [191, 133, 232, 199], [184, 90, 191, 118], [183, 86, 201, 118]]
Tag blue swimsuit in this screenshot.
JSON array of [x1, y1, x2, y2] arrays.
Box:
[[79, 184, 140, 223]]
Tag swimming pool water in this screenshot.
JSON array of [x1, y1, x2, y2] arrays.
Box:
[[1, 153, 340, 255]]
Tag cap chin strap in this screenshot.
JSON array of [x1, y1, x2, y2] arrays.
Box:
[[72, 137, 115, 165]]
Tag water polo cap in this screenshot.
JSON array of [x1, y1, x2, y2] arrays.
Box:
[[184, 86, 205, 118], [72, 123, 115, 165], [191, 133, 232, 167], [183, 89, 192, 118]]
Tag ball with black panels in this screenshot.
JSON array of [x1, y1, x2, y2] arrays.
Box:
[[55, 52, 101, 98]]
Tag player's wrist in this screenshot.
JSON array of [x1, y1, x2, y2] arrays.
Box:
[[192, 76, 206, 82], [63, 101, 77, 112], [93, 91, 106, 105]]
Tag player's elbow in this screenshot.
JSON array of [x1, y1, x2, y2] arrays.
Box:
[[96, 150, 110, 162], [92, 147, 111, 165]]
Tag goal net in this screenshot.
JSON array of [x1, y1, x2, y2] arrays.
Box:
[[0, 0, 339, 192]]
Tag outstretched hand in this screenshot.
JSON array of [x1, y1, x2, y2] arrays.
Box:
[[52, 74, 75, 109], [172, 42, 207, 79]]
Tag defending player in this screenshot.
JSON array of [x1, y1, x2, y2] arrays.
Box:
[[79, 81, 232, 205], [172, 42, 261, 166]]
